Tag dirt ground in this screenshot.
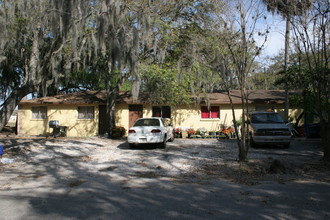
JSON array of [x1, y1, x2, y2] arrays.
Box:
[[1, 136, 328, 186], [0, 135, 329, 219]]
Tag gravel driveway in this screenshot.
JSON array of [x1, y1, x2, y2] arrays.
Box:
[[0, 137, 329, 219]]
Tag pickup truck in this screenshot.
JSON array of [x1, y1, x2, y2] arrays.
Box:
[[248, 111, 292, 148]]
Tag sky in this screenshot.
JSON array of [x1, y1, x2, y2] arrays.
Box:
[[259, 13, 286, 61]]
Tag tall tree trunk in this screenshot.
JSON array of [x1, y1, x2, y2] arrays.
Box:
[[105, 61, 120, 138], [227, 90, 240, 145], [106, 90, 117, 138], [321, 119, 330, 161], [284, 17, 290, 122], [0, 85, 33, 131], [238, 116, 249, 161], [239, 88, 249, 162]]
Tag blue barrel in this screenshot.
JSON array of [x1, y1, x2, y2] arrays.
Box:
[[0, 145, 3, 155]]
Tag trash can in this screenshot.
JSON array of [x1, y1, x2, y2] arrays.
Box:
[[53, 127, 61, 137], [60, 126, 67, 137], [49, 120, 62, 137]]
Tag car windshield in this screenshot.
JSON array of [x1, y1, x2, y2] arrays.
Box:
[[134, 119, 160, 127], [251, 113, 284, 123]]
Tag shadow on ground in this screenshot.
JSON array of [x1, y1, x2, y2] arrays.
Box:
[[0, 138, 329, 219]]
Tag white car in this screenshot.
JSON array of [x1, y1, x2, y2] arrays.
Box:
[[127, 117, 175, 148], [248, 111, 292, 148]]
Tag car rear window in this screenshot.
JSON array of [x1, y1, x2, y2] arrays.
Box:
[[134, 119, 160, 126], [251, 113, 284, 123]]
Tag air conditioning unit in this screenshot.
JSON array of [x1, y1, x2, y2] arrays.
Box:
[[49, 120, 60, 128]]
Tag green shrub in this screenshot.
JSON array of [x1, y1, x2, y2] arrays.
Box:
[[111, 126, 126, 139]]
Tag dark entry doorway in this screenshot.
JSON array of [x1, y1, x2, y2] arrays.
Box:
[[99, 105, 107, 135]]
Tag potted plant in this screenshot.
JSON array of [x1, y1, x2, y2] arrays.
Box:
[[175, 128, 182, 138], [197, 128, 208, 137], [221, 127, 235, 139], [187, 128, 196, 138], [209, 131, 216, 137]]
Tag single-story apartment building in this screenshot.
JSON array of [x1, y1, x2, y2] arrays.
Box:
[[17, 90, 301, 137]]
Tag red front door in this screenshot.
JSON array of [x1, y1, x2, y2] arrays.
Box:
[[129, 105, 143, 128]]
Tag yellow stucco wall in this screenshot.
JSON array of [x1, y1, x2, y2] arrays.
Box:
[[115, 103, 129, 129], [125, 103, 299, 132], [131, 104, 244, 132], [18, 104, 99, 137], [171, 104, 243, 131], [18, 102, 301, 137]]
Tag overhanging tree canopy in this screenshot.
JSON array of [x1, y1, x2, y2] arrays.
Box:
[[0, 0, 218, 132]]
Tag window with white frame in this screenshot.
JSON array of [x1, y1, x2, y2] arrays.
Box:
[[78, 106, 94, 119], [201, 106, 220, 119]]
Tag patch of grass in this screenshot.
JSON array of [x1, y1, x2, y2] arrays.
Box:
[[98, 166, 118, 172], [68, 179, 87, 187], [133, 171, 159, 178], [63, 155, 92, 162], [17, 174, 45, 179]]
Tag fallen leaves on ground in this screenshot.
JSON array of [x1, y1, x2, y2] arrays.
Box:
[[191, 159, 330, 185]]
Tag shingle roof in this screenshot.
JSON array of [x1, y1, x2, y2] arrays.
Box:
[[201, 90, 298, 104], [20, 90, 107, 104], [19, 90, 299, 105]]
